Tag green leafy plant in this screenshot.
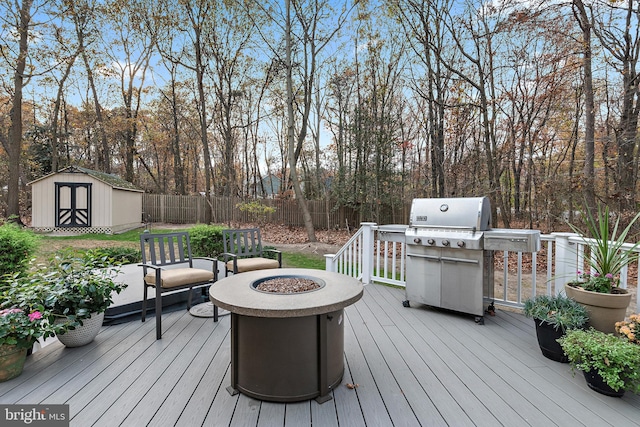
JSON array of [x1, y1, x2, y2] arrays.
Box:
[[39, 250, 127, 322], [0, 308, 61, 349], [568, 204, 640, 293], [83, 247, 141, 266], [0, 222, 40, 284], [189, 224, 225, 257], [1, 271, 69, 347], [558, 328, 640, 393], [523, 294, 589, 331]]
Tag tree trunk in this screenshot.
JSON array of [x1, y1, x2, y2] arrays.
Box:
[[573, 0, 595, 212], [7, 0, 33, 223], [194, 27, 213, 201], [286, 0, 316, 242]]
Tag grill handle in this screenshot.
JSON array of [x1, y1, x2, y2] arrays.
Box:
[[407, 254, 479, 265], [409, 225, 478, 232], [441, 256, 479, 265]]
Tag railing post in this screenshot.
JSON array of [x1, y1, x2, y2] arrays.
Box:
[[552, 232, 579, 295], [360, 222, 377, 285], [325, 254, 335, 272]]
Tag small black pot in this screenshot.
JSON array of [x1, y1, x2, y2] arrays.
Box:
[[534, 318, 568, 363], [582, 370, 625, 397]]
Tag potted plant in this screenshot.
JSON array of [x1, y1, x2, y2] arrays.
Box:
[[558, 328, 640, 397], [0, 307, 60, 381], [0, 223, 54, 380], [523, 294, 589, 362], [42, 250, 127, 347], [565, 204, 640, 333]]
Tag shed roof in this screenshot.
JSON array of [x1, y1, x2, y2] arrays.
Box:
[[28, 166, 143, 192]]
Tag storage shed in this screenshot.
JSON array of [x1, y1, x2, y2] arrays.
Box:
[[29, 166, 143, 234]]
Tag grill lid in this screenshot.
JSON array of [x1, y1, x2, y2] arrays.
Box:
[[409, 197, 491, 231]]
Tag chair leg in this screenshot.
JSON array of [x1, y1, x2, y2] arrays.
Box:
[[186, 287, 193, 310], [213, 304, 218, 322], [155, 286, 162, 339], [142, 285, 148, 322]]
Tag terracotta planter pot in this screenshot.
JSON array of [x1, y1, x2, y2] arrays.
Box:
[[565, 284, 631, 334], [56, 312, 105, 347], [533, 319, 569, 363], [582, 370, 625, 397], [0, 344, 28, 382]]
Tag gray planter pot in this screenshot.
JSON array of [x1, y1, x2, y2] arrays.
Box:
[[56, 312, 105, 347]]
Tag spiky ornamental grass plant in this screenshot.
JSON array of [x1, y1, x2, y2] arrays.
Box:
[[569, 204, 640, 293]]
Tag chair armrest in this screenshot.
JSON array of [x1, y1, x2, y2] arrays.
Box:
[[218, 252, 238, 262], [138, 263, 165, 271], [138, 263, 166, 288], [263, 249, 282, 268]]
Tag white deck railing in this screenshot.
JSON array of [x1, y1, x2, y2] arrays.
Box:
[[325, 223, 640, 312]]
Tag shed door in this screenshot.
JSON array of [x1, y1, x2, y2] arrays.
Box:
[[55, 183, 92, 227]]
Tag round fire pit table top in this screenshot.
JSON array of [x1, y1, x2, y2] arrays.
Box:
[[210, 268, 364, 318]]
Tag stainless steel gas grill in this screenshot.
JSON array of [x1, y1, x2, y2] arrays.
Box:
[[402, 197, 541, 323]]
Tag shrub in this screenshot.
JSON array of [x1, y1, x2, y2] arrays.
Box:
[[83, 247, 141, 266], [236, 200, 276, 224], [189, 224, 225, 257], [0, 222, 40, 283]]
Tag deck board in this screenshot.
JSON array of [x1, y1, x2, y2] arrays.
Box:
[[1, 283, 640, 426]]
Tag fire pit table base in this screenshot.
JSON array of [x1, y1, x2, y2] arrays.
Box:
[[210, 268, 363, 404], [227, 309, 344, 403]]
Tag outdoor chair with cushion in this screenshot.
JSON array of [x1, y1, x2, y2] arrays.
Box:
[[217, 228, 281, 279], [140, 231, 218, 339]]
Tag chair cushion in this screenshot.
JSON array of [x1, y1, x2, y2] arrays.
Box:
[[227, 257, 280, 273], [144, 268, 214, 289]]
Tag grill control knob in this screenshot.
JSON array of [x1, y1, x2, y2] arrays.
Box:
[[427, 238, 435, 245], [457, 240, 466, 248], [413, 238, 421, 244], [442, 239, 450, 247]]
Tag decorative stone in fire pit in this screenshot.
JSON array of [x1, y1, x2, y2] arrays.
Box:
[[209, 268, 363, 403]]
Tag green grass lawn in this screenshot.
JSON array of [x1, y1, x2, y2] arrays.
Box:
[[281, 252, 326, 270], [38, 228, 326, 270]]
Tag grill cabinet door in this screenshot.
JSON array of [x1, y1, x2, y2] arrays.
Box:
[[406, 246, 441, 307], [439, 249, 484, 316]]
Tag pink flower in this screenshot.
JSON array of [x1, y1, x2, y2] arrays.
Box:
[[605, 273, 613, 279], [28, 311, 42, 321]]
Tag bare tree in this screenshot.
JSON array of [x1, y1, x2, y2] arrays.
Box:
[[395, 0, 456, 198], [68, 0, 111, 172], [101, 0, 155, 183], [590, 0, 640, 211], [441, 1, 508, 225], [572, 0, 596, 212], [2, 0, 33, 222]]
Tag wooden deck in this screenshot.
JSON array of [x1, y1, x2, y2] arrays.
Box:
[[1, 283, 639, 426]]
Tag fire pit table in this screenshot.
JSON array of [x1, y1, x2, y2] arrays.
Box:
[[209, 268, 363, 403]]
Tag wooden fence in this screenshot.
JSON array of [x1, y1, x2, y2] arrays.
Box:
[[142, 194, 410, 229]]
